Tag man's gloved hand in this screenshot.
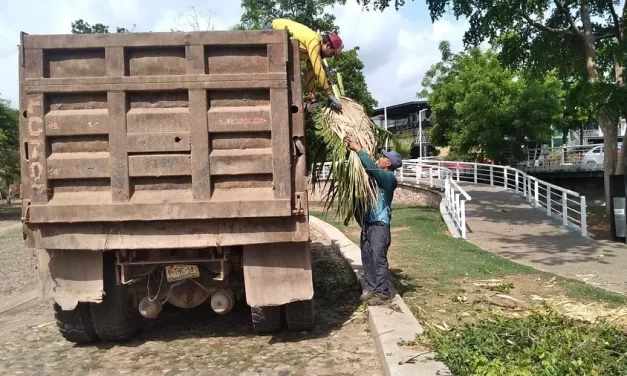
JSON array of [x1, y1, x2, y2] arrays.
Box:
[[327, 94, 342, 111]]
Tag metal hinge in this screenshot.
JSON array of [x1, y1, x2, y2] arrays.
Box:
[[293, 193, 304, 215]]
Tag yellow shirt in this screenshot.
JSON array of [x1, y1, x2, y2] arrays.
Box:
[[271, 19, 331, 97]]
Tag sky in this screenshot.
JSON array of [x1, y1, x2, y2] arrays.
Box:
[[0, 0, 470, 109]]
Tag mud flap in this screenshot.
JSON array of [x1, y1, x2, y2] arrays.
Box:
[[39, 249, 103, 310], [243, 242, 313, 307]]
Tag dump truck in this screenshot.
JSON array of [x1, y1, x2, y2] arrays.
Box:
[[18, 29, 312, 343]]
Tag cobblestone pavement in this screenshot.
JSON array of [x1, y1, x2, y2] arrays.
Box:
[[0, 210, 37, 298], [0, 205, 21, 229], [0, 228, 382, 376]]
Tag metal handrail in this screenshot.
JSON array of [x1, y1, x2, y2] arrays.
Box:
[[310, 156, 587, 238], [414, 159, 588, 237]]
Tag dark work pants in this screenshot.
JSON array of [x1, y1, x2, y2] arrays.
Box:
[[360, 222, 392, 299]]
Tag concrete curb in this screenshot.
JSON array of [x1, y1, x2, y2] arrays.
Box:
[[309, 216, 452, 376]]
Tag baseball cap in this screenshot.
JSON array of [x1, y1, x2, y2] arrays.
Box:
[[328, 34, 344, 56], [382, 150, 403, 171]]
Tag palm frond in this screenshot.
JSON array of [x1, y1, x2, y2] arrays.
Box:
[[310, 97, 383, 225]]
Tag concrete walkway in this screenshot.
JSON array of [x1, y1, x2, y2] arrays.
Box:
[[460, 183, 627, 294]]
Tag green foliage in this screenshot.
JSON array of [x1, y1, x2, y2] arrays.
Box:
[[311, 98, 382, 225], [429, 311, 627, 376], [391, 136, 413, 159], [71, 19, 133, 34], [336, 0, 412, 11], [486, 283, 514, 294], [239, 0, 338, 32], [420, 47, 564, 163], [0, 97, 19, 191], [238, 0, 377, 112], [239, 0, 378, 199]]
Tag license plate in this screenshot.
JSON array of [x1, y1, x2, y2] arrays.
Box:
[[165, 264, 200, 282]]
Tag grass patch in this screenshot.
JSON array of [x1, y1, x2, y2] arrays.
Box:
[[312, 204, 627, 374], [430, 310, 627, 375], [312, 204, 625, 311]]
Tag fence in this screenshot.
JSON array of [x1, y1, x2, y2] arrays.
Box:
[[417, 160, 588, 237], [511, 145, 599, 168], [310, 157, 588, 238]]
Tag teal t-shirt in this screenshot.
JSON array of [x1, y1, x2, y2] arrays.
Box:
[[357, 150, 398, 225]]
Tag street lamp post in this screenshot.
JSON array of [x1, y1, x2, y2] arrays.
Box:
[[418, 108, 427, 158], [384, 106, 388, 151]]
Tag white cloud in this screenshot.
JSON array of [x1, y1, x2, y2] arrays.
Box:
[[0, 0, 470, 110], [334, 2, 469, 107]]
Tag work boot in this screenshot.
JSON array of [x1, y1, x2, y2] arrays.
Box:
[[366, 294, 391, 306], [360, 290, 375, 302]]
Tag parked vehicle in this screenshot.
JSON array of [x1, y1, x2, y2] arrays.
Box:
[[19, 30, 312, 343], [580, 143, 622, 165], [581, 145, 603, 164]]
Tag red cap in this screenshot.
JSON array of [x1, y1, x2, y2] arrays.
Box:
[[328, 34, 344, 56]]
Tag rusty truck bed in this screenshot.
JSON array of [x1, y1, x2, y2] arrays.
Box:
[[19, 30, 309, 250]]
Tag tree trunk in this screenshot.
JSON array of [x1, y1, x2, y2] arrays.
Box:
[[599, 110, 619, 218], [581, 4, 616, 217], [614, 54, 627, 174], [581, 5, 598, 81]]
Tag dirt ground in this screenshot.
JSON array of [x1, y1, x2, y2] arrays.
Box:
[[0, 205, 38, 298], [0, 228, 382, 376]]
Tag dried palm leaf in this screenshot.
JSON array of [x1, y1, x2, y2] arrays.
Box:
[[311, 96, 386, 225]]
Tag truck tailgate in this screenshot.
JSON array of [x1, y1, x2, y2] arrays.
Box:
[[20, 31, 296, 223]]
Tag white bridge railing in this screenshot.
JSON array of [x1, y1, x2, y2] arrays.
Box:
[[311, 157, 588, 239], [396, 160, 471, 238], [416, 159, 588, 237]]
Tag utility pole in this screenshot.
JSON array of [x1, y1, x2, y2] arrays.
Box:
[[384, 106, 388, 151]]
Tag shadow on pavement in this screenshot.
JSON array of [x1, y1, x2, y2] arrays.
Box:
[[92, 240, 361, 349]]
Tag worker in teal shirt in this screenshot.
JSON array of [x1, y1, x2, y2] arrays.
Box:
[[346, 137, 402, 305]]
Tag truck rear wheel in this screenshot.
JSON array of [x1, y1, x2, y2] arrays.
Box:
[[89, 252, 141, 342], [53, 302, 99, 344], [285, 299, 314, 331], [251, 305, 281, 333]]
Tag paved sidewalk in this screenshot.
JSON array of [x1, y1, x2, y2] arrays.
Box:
[[461, 184, 627, 294]]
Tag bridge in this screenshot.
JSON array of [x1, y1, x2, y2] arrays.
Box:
[[314, 157, 627, 294]]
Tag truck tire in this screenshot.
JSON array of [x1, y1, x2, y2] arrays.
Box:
[[90, 252, 141, 342], [251, 305, 281, 333], [285, 299, 314, 331], [53, 302, 99, 344]]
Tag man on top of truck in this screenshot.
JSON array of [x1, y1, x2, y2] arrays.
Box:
[[265, 18, 344, 112]]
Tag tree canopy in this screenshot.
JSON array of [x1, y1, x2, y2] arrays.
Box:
[[71, 19, 131, 34], [421, 0, 627, 213], [239, 0, 338, 32], [420, 43, 564, 163], [0, 97, 19, 191], [238, 0, 377, 112]]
